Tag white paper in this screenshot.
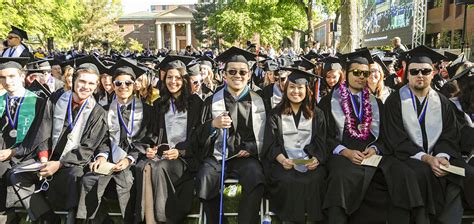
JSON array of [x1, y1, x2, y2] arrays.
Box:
[[13, 162, 45, 173], [361, 155, 383, 167], [94, 162, 116, 175], [440, 164, 465, 177]]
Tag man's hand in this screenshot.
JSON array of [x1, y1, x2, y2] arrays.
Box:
[[146, 147, 157, 159], [39, 161, 62, 177], [212, 113, 232, 129], [90, 156, 107, 172], [112, 158, 131, 172], [422, 155, 449, 177], [306, 158, 320, 170], [236, 150, 250, 158], [0, 149, 15, 162], [362, 147, 377, 159], [163, 149, 179, 160], [341, 149, 364, 165]]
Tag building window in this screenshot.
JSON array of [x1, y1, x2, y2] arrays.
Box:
[[150, 40, 156, 47], [149, 25, 155, 32], [134, 24, 140, 33], [119, 25, 124, 32], [161, 5, 168, 10], [150, 5, 156, 11]]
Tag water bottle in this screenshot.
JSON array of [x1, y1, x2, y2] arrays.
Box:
[[262, 214, 271, 224]]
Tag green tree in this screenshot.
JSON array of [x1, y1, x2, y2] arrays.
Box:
[[192, 1, 219, 47], [128, 38, 143, 52]]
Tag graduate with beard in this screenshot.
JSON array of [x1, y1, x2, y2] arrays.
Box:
[[193, 47, 267, 224], [319, 49, 424, 224], [134, 55, 203, 224], [384, 45, 469, 224], [76, 58, 151, 223], [0, 57, 48, 222], [9, 57, 110, 223], [263, 68, 327, 223]]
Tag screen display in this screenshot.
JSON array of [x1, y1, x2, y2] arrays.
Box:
[[362, 0, 414, 47]]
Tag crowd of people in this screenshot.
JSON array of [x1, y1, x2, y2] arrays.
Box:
[[0, 25, 473, 224]]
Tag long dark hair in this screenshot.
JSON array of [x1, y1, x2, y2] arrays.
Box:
[[278, 82, 314, 119], [158, 68, 190, 114]]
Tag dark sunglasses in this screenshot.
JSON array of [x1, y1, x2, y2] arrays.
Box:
[[113, 80, 135, 87], [409, 69, 432, 76], [349, 70, 370, 78], [226, 69, 249, 76], [192, 80, 201, 85], [7, 36, 19, 40]]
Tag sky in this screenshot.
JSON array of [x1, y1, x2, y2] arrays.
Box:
[[121, 0, 198, 14]]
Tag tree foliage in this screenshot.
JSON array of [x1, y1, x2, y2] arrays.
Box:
[[0, 0, 123, 50], [207, 0, 307, 47], [128, 38, 144, 52]]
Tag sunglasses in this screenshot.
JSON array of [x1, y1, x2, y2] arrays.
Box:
[[113, 80, 135, 87], [192, 80, 201, 85], [227, 69, 249, 76], [349, 70, 370, 78], [409, 69, 432, 76], [7, 36, 19, 40]]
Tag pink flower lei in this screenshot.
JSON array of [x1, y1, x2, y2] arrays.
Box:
[[338, 82, 373, 140]]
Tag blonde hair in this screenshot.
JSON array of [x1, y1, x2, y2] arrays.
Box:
[[63, 66, 74, 91]]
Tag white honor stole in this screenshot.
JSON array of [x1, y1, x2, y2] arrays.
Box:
[[330, 87, 381, 141], [282, 113, 312, 172], [211, 88, 266, 160], [400, 85, 442, 154], [270, 84, 282, 109], [164, 104, 188, 149], [108, 97, 143, 163], [52, 91, 96, 160]]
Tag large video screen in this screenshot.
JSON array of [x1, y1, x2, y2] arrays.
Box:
[[362, 0, 414, 47]]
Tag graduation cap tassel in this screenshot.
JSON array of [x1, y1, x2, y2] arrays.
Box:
[[219, 128, 227, 224]]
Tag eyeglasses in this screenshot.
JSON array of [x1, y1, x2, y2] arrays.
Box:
[[409, 69, 432, 76], [226, 69, 249, 76], [113, 80, 135, 87], [192, 80, 201, 85], [7, 36, 19, 40], [349, 70, 370, 78]]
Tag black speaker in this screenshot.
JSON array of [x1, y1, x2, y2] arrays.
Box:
[[330, 22, 337, 32], [47, 38, 54, 51]]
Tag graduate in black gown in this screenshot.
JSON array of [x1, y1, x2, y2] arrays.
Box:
[[76, 58, 151, 223], [10, 58, 110, 223], [193, 47, 267, 224], [0, 57, 47, 222], [384, 45, 469, 224], [187, 63, 213, 100], [1, 26, 31, 58], [319, 49, 424, 224], [263, 68, 327, 223], [135, 55, 203, 223], [262, 64, 290, 110]]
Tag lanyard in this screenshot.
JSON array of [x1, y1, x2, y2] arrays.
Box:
[[117, 97, 135, 136], [8, 47, 17, 57], [67, 95, 89, 131], [409, 90, 429, 124], [349, 91, 363, 122], [170, 98, 175, 114], [5, 93, 26, 129]]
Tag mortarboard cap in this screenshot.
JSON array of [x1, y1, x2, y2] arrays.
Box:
[[322, 56, 342, 74], [449, 66, 473, 82], [156, 55, 194, 70], [76, 56, 109, 75], [215, 46, 256, 64], [264, 60, 279, 72], [9, 26, 28, 40], [197, 55, 216, 68], [0, 57, 30, 70], [341, 49, 374, 66], [304, 51, 324, 62], [26, 58, 52, 73], [444, 51, 459, 62], [187, 63, 201, 77], [280, 67, 317, 85], [109, 58, 146, 79], [299, 57, 316, 71], [404, 45, 446, 65]]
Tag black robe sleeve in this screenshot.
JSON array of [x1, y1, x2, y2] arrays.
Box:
[[60, 105, 110, 167], [304, 107, 328, 163], [432, 95, 462, 159], [319, 93, 340, 155], [191, 96, 216, 163], [128, 102, 156, 162]]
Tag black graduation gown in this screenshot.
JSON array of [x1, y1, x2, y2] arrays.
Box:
[[134, 94, 203, 223], [383, 91, 466, 216], [0, 93, 47, 211], [319, 90, 424, 221], [262, 106, 327, 222], [9, 93, 109, 221], [193, 87, 264, 196], [77, 99, 154, 222], [1, 44, 31, 58]]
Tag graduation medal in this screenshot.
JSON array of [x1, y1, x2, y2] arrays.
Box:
[[357, 124, 364, 131], [6, 95, 26, 139], [9, 130, 17, 138]]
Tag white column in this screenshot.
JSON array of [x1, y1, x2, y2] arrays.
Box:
[[170, 23, 176, 51], [156, 23, 162, 49], [186, 22, 192, 46]]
